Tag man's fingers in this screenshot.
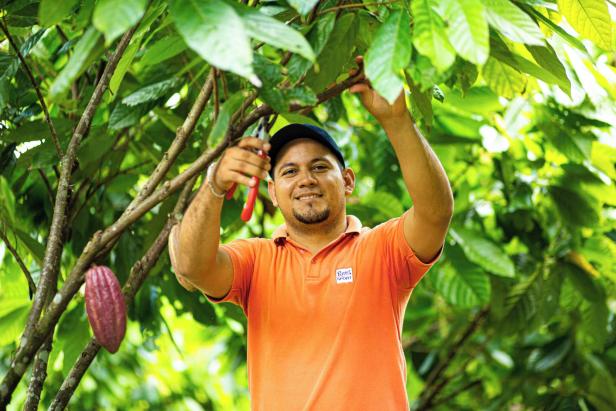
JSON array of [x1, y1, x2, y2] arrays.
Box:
[[349, 83, 371, 94], [237, 136, 271, 152]]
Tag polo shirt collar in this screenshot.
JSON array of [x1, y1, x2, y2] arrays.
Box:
[[273, 215, 362, 245]]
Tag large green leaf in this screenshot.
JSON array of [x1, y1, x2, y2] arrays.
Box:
[[547, 185, 601, 228], [38, 0, 79, 26], [579, 299, 609, 350], [139, 35, 187, 67], [231, 2, 315, 62], [49, 27, 103, 99], [557, 0, 612, 50], [363, 191, 404, 219], [482, 0, 544, 45], [93, 0, 147, 44], [169, 0, 260, 86], [499, 271, 539, 334], [449, 227, 515, 277], [122, 78, 180, 106], [304, 13, 357, 93], [287, 13, 336, 82], [365, 10, 412, 104], [0, 176, 16, 225], [482, 57, 526, 99], [412, 0, 456, 72], [527, 44, 571, 95], [435, 246, 491, 308], [209, 92, 246, 146], [442, 0, 489, 65]]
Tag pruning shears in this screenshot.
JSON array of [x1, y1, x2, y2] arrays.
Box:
[[225, 116, 273, 222]]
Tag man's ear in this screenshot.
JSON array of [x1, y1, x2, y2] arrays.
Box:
[[343, 168, 355, 197], [268, 179, 278, 207]]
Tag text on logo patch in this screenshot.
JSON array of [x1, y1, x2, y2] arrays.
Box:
[[336, 267, 353, 284]]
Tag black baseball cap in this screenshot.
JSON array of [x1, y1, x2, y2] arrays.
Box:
[[268, 123, 345, 177]]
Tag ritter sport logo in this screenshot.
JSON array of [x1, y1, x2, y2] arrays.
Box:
[[335, 267, 353, 284]]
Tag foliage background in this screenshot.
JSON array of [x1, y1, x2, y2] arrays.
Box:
[[1, 0, 615, 409]]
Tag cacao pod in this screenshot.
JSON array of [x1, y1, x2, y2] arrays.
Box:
[[85, 265, 126, 353]]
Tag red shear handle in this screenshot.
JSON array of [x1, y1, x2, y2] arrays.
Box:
[[225, 183, 237, 200], [240, 177, 259, 222]]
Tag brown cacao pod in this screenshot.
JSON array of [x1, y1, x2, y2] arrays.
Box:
[[85, 265, 126, 353]]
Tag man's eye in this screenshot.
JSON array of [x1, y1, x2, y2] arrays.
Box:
[[313, 165, 327, 171], [282, 169, 296, 176]]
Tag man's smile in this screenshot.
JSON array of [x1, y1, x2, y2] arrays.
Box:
[[294, 193, 323, 201]]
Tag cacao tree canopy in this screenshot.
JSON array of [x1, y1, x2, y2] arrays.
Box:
[[1, 0, 615, 410]]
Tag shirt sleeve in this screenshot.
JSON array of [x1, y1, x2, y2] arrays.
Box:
[[370, 210, 444, 290], [204, 238, 259, 312]]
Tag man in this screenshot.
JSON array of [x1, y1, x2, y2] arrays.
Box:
[[169, 65, 454, 410]]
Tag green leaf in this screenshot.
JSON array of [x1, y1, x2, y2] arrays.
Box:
[[209, 92, 246, 146], [482, 0, 544, 45], [0, 305, 29, 346], [305, 13, 358, 93], [482, 57, 526, 99], [524, 6, 589, 54], [547, 185, 601, 228], [0, 176, 17, 225], [435, 246, 491, 307], [108, 102, 153, 130], [49, 27, 103, 99], [527, 44, 571, 95], [528, 336, 572, 372], [490, 35, 570, 94], [412, 0, 456, 72], [287, 13, 336, 82], [579, 299, 609, 350], [38, 0, 79, 26], [12, 228, 45, 267], [442, 0, 489, 65], [139, 35, 187, 67], [286, 0, 319, 16], [283, 86, 318, 107], [122, 78, 180, 106], [450, 227, 515, 277], [169, 0, 260, 86], [557, 0, 612, 50], [109, 39, 141, 96], [365, 10, 412, 103], [499, 271, 539, 333], [363, 191, 404, 218], [231, 2, 315, 61], [93, 0, 147, 45], [405, 72, 433, 126]]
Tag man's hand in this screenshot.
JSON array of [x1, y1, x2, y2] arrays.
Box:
[[212, 137, 271, 192], [348, 56, 409, 125]]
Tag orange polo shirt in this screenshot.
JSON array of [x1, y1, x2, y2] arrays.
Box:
[[207, 211, 441, 411]]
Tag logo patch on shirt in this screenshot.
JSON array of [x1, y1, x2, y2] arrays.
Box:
[[335, 267, 353, 284]]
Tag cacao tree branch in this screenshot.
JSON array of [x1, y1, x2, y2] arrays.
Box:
[[0, 73, 360, 406], [0, 227, 36, 298], [0, 21, 63, 158], [49, 177, 197, 410], [0, 26, 139, 408], [123, 69, 215, 216], [416, 308, 489, 410], [23, 336, 53, 411]]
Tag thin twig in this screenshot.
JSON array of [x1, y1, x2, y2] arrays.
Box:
[[416, 308, 489, 410], [0, 227, 37, 298], [0, 26, 139, 408], [0, 20, 63, 158], [38, 169, 55, 207], [213, 69, 220, 122]]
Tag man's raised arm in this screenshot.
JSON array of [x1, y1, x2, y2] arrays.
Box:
[[170, 137, 271, 298], [349, 59, 454, 263]]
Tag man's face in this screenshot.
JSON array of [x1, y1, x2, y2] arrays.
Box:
[[268, 138, 354, 226]]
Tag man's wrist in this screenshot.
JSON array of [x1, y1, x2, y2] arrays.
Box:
[[379, 110, 414, 131], [205, 163, 227, 199]]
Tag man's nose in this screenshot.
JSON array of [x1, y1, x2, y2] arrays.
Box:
[[298, 169, 317, 187]]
